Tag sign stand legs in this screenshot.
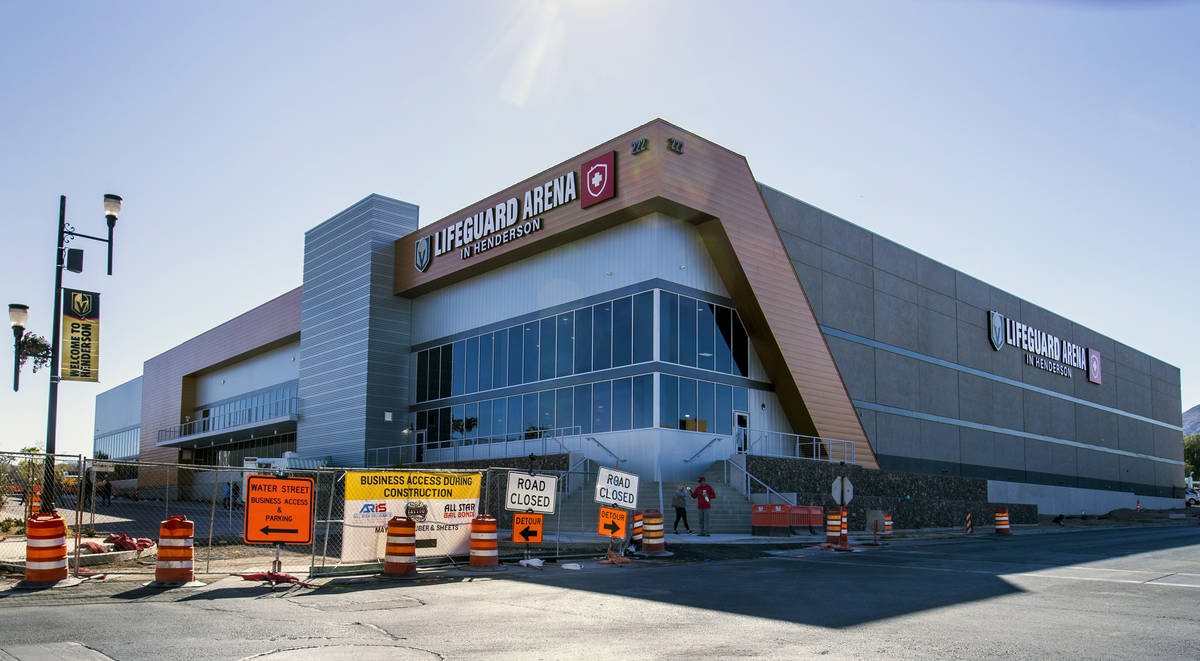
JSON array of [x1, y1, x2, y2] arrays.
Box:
[[272, 543, 282, 574]]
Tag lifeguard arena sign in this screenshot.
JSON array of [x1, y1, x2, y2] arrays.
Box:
[[989, 310, 1102, 384], [413, 151, 616, 272]]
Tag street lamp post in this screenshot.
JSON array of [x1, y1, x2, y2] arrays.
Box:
[[9, 304, 28, 392], [39, 194, 122, 514]]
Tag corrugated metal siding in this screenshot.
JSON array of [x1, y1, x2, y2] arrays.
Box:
[[298, 194, 418, 467]]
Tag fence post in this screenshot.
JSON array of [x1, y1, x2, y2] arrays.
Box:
[[207, 468, 218, 575], [73, 454, 84, 576]]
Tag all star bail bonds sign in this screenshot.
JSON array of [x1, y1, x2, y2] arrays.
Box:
[[340, 471, 482, 563], [61, 288, 100, 382]]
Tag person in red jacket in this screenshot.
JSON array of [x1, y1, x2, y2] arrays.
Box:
[[691, 476, 717, 536]]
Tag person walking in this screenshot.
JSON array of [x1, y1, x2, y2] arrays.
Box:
[[691, 475, 717, 536], [671, 483, 693, 534], [223, 482, 232, 510], [100, 479, 113, 506]]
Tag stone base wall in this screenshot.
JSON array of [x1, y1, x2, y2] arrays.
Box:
[[746, 456, 1038, 529]]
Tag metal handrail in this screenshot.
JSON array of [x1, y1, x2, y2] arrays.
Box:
[[744, 428, 856, 465], [683, 437, 722, 463], [364, 425, 584, 467], [723, 460, 796, 506], [157, 398, 299, 442], [585, 437, 625, 464]]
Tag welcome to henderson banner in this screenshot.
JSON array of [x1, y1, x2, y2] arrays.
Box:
[[341, 471, 481, 563], [61, 288, 100, 382]]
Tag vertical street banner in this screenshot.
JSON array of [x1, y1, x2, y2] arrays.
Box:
[[61, 288, 100, 382], [341, 471, 481, 563]]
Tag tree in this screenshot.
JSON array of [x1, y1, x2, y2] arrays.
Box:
[[1184, 434, 1199, 482]]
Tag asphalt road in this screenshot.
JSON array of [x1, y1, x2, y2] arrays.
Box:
[[0, 525, 1196, 660]]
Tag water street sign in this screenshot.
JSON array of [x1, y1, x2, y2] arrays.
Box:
[[244, 474, 314, 545], [505, 472, 558, 514], [512, 512, 544, 543], [597, 506, 627, 538], [594, 467, 639, 510], [832, 476, 854, 505]]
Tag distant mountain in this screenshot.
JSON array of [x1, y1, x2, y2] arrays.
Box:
[[1185, 404, 1200, 436]]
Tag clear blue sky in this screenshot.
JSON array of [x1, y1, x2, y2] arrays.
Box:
[[1, 0, 1196, 456]]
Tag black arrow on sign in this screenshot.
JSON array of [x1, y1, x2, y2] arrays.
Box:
[[603, 520, 620, 535], [519, 526, 536, 541], [260, 526, 298, 535]]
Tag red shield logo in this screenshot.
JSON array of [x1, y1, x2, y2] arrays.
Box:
[[581, 151, 616, 208]]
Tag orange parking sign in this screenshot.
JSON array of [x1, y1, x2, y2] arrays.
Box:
[[243, 475, 314, 545], [597, 506, 627, 538], [512, 513, 544, 543]]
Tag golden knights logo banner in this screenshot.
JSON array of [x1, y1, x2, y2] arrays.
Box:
[[61, 288, 100, 382]]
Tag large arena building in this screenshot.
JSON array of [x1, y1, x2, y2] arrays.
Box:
[[94, 119, 1186, 513]]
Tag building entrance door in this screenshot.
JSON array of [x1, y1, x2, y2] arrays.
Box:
[[735, 412, 750, 453]]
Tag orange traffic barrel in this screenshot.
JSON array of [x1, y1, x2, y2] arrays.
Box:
[[25, 512, 68, 583], [641, 509, 665, 554], [26, 488, 41, 519], [384, 516, 417, 575], [155, 515, 195, 584], [469, 516, 498, 567], [825, 510, 841, 544], [883, 513, 894, 537], [632, 511, 643, 547], [994, 508, 1011, 535]]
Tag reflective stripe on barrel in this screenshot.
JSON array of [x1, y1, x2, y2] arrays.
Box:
[[156, 515, 194, 584], [25, 513, 68, 583], [995, 508, 1011, 535], [642, 509, 664, 553], [469, 516, 498, 566], [384, 516, 417, 575], [632, 511, 643, 545], [826, 511, 841, 544]]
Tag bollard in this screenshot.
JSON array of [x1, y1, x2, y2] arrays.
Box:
[[883, 513, 894, 537], [641, 509, 665, 554], [154, 515, 195, 585], [469, 516, 499, 567], [24, 513, 69, 584], [994, 508, 1011, 535], [384, 516, 417, 575], [825, 510, 841, 544], [632, 510, 643, 548], [965, 511, 974, 534]]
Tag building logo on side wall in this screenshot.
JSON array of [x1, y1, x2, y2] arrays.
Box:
[[1087, 348, 1102, 384], [414, 235, 431, 272], [989, 311, 1005, 351], [581, 151, 616, 208]]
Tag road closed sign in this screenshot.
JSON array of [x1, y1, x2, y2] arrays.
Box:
[[594, 467, 638, 510], [244, 474, 314, 545], [505, 472, 558, 514]]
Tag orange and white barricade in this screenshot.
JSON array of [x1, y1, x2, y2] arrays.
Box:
[[155, 515, 195, 585], [641, 509, 665, 554], [825, 510, 841, 544], [883, 513, 894, 537], [632, 511, 643, 547], [25, 513, 69, 584], [469, 516, 499, 567], [384, 516, 417, 575], [994, 509, 1011, 535]]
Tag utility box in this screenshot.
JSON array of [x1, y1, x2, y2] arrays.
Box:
[[865, 509, 886, 534]]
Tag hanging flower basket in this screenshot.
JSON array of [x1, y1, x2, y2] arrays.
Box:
[[18, 332, 52, 373]]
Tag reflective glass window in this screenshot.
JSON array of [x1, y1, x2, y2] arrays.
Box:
[[612, 297, 632, 367], [425, 408, 438, 444], [633, 374, 653, 429], [478, 334, 493, 391], [539, 317, 556, 381], [465, 337, 479, 394], [574, 307, 592, 374], [556, 313, 573, 378], [427, 347, 441, 400], [633, 292, 653, 364], [416, 349, 428, 402], [438, 406, 451, 446], [611, 378, 632, 431], [506, 396, 522, 439], [452, 340, 465, 396], [539, 390, 555, 433], [733, 311, 748, 377], [439, 344, 453, 399], [493, 330, 508, 389], [592, 380, 611, 433], [678, 296, 696, 367], [507, 326, 522, 386], [465, 403, 478, 439], [715, 306, 732, 374], [477, 400, 491, 440], [715, 385, 732, 435], [493, 398, 507, 441], [573, 384, 592, 434], [592, 302, 612, 370], [660, 291, 678, 364], [556, 388, 573, 433], [659, 375, 677, 428], [523, 392, 539, 438], [697, 302, 715, 371], [451, 405, 464, 440], [523, 322, 539, 384], [733, 387, 748, 412], [697, 380, 715, 433], [678, 378, 697, 430]]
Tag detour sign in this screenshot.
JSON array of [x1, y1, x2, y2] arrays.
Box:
[[244, 475, 314, 545]]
